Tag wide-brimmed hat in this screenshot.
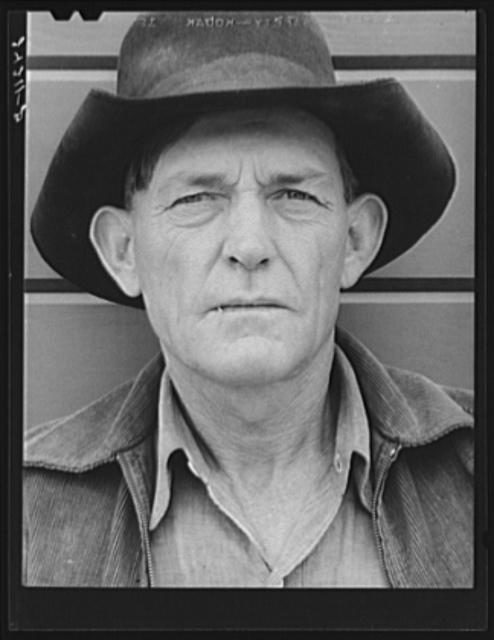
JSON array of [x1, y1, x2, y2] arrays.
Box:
[[31, 11, 455, 308]]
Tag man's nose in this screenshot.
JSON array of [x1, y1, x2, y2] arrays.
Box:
[[222, 193, 276, 270]]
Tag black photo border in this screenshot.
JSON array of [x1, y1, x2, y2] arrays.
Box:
[[4, 0, 491, 633]]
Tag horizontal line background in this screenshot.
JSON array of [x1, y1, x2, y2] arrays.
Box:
[[25, 292, 474, 306], [24, 278, 475, 295], [27, 55, 476, 71]]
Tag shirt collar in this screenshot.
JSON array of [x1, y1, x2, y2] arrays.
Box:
[[149, 369, 213, 530], [331, 343, 372, 511], [149, 344, 372, 531]]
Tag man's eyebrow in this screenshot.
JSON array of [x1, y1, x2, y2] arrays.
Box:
[[266, 171, 331, 186], [158, 172, 231, 191], [158, 170, 332, 191]]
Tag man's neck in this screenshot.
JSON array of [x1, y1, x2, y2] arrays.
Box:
[[163, 339, 337, 492]]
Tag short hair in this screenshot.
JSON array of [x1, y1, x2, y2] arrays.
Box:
[[123, 116, 360, 210]]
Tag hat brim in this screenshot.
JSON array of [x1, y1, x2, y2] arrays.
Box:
[[31, 79, 455, 308]]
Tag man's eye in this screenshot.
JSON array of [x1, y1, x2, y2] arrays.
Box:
[[276, 189, 320, 204], [171, 192, 217, 207]]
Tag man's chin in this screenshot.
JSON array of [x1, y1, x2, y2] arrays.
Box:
[[197, 339, 301, 387]]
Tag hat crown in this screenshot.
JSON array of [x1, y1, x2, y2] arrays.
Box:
[[117, 11, 336, 98]]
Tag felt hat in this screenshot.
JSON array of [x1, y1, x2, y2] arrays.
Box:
[[31, 11, 455, 307]]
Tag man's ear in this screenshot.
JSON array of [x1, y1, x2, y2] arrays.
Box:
[[340, 194, 388, 290], [89, 205, 141, 298]]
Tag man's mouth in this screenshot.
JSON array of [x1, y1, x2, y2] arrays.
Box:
[[213, 303, 283, 312], [210, 299, 286, 313]]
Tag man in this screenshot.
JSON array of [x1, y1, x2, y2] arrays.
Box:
[[24, 11, 473, 588]]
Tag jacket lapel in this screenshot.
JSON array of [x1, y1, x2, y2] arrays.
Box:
[[336, 328, 474, 587]]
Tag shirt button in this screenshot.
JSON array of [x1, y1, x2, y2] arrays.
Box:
[[334, 452, 343, 474]]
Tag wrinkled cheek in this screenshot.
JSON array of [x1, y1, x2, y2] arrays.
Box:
[[315, 249, 344, 327], [137, 264, 177, 345], [316, 247, 338, 296]]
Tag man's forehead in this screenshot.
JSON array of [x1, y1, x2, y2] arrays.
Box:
[[146, 107, 342, 190], [145, 107, 341, 181]]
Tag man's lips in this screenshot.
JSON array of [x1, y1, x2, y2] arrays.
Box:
[[208, 298, 288, 312]]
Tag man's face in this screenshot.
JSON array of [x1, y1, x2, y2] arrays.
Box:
[[128, 108, 359, 387]]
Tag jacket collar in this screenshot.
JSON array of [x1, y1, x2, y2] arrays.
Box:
[[24, 328, 472, 473], [24, 353, 164, 471], [335, 327, 473, 447]]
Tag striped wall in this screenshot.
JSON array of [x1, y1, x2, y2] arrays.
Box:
[[24, 11, 476, 427]]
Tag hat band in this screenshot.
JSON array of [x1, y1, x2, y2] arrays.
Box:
[[124, 53, 333, 98]]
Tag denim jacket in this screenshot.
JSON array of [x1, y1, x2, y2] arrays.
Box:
[[23, 328, 474, 587]]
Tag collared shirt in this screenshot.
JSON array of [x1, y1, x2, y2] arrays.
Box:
[[147, 345, 388, 587], [23, 328, 475, 588]]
